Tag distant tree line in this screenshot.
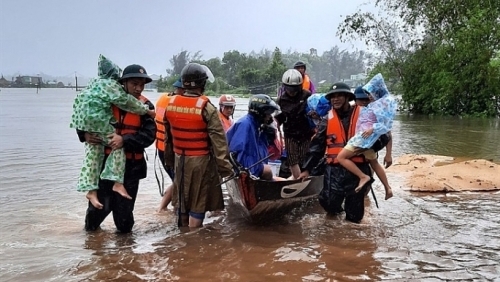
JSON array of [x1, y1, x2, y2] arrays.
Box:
[[0, 75, 66, 88], [338, 0, 500, 117], [157, 47, 368, 96]]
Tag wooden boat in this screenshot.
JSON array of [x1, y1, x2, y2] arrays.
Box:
[[225, 172, 323, 220]]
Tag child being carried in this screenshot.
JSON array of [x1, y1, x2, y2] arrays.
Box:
[[70, 55, 155, 209]]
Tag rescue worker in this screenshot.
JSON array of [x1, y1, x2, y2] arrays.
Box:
[[293, 61, 315, 94], [275, 69, 314, 179], [156, 79, 184, 212], [78, 64, 156, 233], [227, 94, 282, 180], [218, 94, 236, 132], [298, 82, 371, 223], [163, 63, 234, 228]]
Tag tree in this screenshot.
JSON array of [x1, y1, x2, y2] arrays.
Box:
[[160, 46, 369, 95], [265, 47, 287, 84], [338, 0, 500, 116], [167, 50, 202, 75]]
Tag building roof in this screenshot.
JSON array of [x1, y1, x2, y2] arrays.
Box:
[[149, 74, 161, 81]]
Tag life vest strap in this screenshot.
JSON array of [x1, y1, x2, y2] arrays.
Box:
[[171, 126, 207, 133]]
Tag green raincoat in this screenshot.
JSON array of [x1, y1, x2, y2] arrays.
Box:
[[70, 55, 150, 192]]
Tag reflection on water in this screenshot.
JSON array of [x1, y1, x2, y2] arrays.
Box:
[[1, 89, 499, 281]]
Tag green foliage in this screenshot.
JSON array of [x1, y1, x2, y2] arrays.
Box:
[[491, 51, 500, 69], [338, 0, 500, 117], [156, 75, 180, 93], [158, 46, 371, 96], [158, 46, 368, 96], [167, 50, 202, 76], [316, 83, 332, 94], [266, 47, 287, 84]]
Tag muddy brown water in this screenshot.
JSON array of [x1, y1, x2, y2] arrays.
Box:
[[1, 89, 499, 281]]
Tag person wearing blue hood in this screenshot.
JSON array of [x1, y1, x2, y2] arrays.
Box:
[[227, 94, 284, 180], [156, 78, 184, 212], [306, 93, 331, 129], [337, 74, 397, 200]]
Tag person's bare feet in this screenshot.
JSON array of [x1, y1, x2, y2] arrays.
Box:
[[86, 190, 103, 209], [355, 175, 371, 193], [112, 183, 132, 199], [385, 186, 393, 200]]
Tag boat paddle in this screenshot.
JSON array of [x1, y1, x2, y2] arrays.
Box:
[[218, 153, 274, 186], [370, 185, 379, 208]]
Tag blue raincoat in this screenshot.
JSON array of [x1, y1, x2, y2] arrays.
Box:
[[305, 93, 331, 128], [347, 73, 397, 149], [227, 114, 269, 177]]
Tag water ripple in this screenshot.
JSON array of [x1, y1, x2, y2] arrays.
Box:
[[1, 90, 500, 281]]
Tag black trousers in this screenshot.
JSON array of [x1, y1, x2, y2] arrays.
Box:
[[84, 178, 140, 233], [319, 163, 371, 223]]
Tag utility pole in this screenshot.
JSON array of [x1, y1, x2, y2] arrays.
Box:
[[36, 73, 40, 94], [75, 71, 78, 91]]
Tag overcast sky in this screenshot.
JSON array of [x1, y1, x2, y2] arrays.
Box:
[[0, 0, 372, 77]]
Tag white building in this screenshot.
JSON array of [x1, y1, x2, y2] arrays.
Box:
[[145, 74, 161, 90], [350, 73, 367, 81]]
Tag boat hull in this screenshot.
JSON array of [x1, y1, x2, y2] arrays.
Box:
[[225, 173, 323, 219]]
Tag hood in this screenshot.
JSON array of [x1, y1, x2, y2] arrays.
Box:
[[362, 73, 389, 100]]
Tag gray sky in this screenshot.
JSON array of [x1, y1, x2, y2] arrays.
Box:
[[0, 0, 371, 77]]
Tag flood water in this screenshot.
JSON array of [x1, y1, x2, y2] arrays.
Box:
[[1, 88, 499, 281]]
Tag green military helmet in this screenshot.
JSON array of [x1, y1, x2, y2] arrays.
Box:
[[119, 64, 152, 84], [325, 82, 355, 101]]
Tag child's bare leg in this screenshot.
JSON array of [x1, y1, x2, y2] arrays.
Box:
[[112, 182, 132, 199], [369, 159, 393, 200], [86, 190, 103, 209], [337, 148, 371, 192], [157, 184, 173, 212]]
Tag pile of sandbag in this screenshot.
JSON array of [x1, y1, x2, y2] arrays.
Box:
[[388, 154, 500, 192]]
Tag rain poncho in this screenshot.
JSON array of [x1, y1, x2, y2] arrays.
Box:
[[70, 55, 150, 192], [70, 54, 149, 134], [305, 93, 331, 127], [308, 77, 316, 94], [227, 114, 270, 177], [266, 120, 282, 161], [347, 73, 397, 149]]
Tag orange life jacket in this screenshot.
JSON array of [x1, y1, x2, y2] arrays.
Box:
[[164, 95, 210, 156], [302, 74, 311, 92], [325, 105, 366, 164], [155, 93, 171, 151], [105, 95, 149, 160], [218, 111, 233, 132]]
